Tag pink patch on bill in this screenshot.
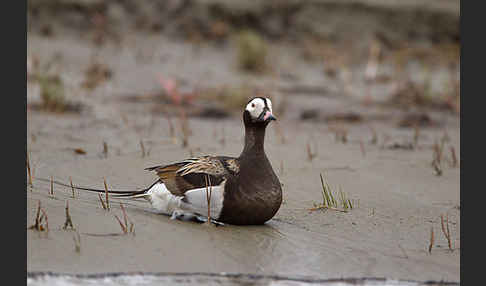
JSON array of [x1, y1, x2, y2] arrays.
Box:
[[263, 111, 273, 121]]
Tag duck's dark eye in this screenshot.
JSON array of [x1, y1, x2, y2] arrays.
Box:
[[251, 103, 255, 108]]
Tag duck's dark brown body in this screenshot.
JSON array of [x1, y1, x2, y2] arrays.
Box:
[[218, 111, 282, 225], [218, 153, 282, 225]]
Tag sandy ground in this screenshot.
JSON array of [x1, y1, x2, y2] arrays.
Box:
[[27, 16, 460, 284]]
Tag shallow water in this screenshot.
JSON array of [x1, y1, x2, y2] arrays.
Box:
[[27, 114, 460, 282]]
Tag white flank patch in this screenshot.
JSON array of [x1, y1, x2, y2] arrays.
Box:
[[145, 182, 182, 215], [145, 181, 225, 220], [179, 180, 225, 220]]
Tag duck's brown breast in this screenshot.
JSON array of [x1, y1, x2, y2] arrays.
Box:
[[218, 166, 282, 225]]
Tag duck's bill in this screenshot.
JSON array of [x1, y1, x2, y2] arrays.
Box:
[[261, 110, 277, 122]]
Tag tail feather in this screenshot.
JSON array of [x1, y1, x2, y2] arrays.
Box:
[[33, 177, 158, 199]]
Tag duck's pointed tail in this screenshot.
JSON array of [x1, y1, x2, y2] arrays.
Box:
[[32, 177, 158, 199]]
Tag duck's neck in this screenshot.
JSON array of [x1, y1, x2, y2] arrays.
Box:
[[241, 125, 266, 157]]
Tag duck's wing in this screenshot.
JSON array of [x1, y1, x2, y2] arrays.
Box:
[[145, 156, 239, 196]]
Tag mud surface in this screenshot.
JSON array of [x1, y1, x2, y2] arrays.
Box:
[[27, 1, 459, 284]]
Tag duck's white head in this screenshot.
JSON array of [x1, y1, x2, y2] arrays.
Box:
[[244, 97, 276, 124]]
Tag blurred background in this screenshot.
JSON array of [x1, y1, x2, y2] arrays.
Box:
[[27, 0, 459, 124]]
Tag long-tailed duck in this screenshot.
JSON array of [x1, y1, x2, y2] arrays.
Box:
[[50, 97, 282, 225]]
